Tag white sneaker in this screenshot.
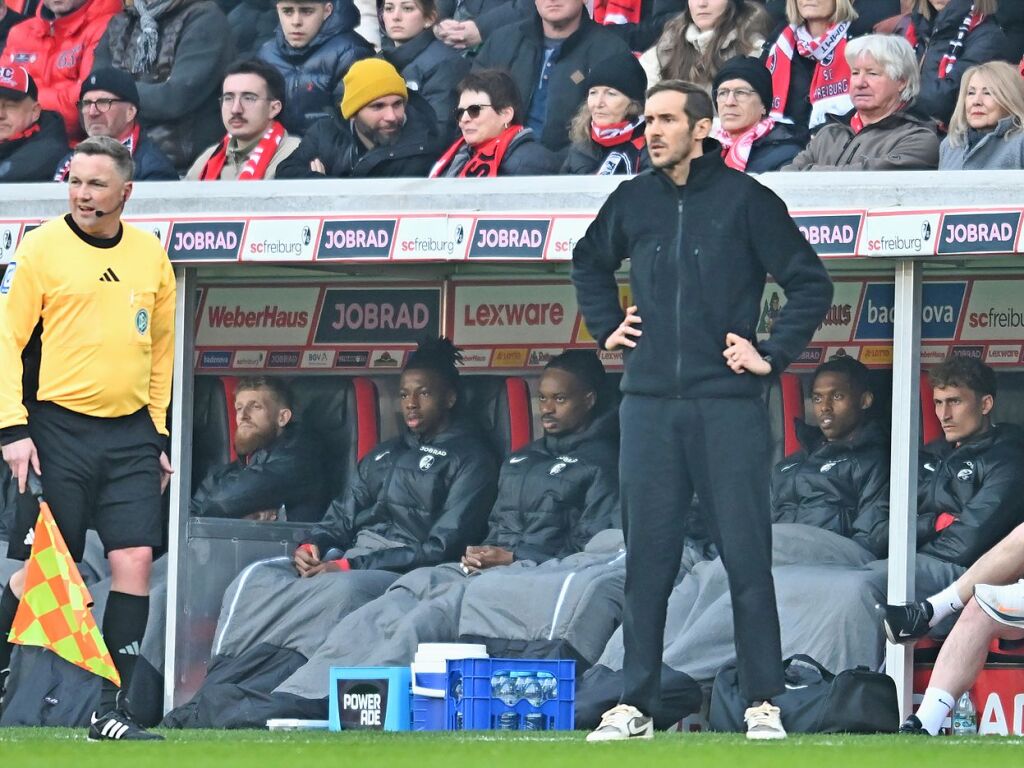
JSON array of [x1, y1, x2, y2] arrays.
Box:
[[744, 702, 786, 740], [975, 580, 1024, 628], [586, 704, 654, 742]]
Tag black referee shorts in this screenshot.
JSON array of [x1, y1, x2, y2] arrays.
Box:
[[7, 402, 164, 562]]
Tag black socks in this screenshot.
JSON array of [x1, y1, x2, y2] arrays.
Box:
[[0, 583, 19, 672], [99, 592, 150, 713]]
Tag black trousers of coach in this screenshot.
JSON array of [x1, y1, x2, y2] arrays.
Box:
[[619, 394, 785, 714]]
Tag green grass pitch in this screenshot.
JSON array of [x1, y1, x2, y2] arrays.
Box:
[[3, 729, 1024, 767]]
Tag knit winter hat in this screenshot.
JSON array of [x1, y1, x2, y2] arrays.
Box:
[[80, 67, 141, 108], [340, 59, 409, 119], [712, 56, 773, 112], [585, 52, 648, 104]]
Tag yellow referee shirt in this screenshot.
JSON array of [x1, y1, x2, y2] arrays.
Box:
[[0, 216, 176, 438]]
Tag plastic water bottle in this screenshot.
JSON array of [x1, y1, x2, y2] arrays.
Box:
[[951, 692, 977, 735]]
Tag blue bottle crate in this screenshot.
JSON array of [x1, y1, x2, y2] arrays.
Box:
[[445, 658, 575, 731]]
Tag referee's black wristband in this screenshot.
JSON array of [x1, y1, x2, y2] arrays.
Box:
[[0, 424, 31, 447]]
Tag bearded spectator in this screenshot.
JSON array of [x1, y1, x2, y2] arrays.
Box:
[[764, 0, 859, 133], [0, 65, 68, 181], [187, 59, 301, 180], [430, 69, 559, 176], [783, 34, 939, 170], [380, 0, 470, 141], [711, 55, 804, 172], [257, 0, 374, 137], [1, 0, 120, 140], [92, 0, 234, 171], [896, 0, 1010, 127], [940, 61, 1024, 170], [471, 0, 633, 156], [53, 67, 177, 181], [563, 51, 648, 175], [0, 3, 26, 52], [639, 0, 772, 92], [276, 57, 444, 178]]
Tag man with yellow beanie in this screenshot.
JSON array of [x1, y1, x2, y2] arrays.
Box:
[[276, 57, 444, 178]]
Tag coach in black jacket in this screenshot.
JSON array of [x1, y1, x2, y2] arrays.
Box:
[[472, 2, 631, 155], [574, 82, 831, 741]]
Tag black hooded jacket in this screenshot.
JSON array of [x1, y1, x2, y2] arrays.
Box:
[[770, 419, 889, 557], [916, 423, 1024, 567], [304, 419, 499, 572], [189, 425, 331, 523], [258, 0, 375, 136], [483, 407, 619, 563], [0, 110, 68, 182], [572, 142, 832, 400]]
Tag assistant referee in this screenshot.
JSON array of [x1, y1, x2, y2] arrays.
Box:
[[0, 136, 175, 741]]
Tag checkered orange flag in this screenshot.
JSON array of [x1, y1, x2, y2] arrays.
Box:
[[7, 496, 120, 686]]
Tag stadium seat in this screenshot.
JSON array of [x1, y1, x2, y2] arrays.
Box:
[[458, 375, 533, 460], [192, 376, 235, 492]]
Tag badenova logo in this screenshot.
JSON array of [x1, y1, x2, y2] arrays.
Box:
[[200, 350, 233, 368], [469, 219, 550, 258], [854, 282, 966, 341], [938, 212, 1021, 255], [794, 214, 862, 256], [318, 220, 397, 259], [168, 221, 245, 261]]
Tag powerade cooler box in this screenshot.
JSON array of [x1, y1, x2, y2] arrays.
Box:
[[328, 667, 412, 731]]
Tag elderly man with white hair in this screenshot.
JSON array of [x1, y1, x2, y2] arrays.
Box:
[[783, 34, 940, 171]]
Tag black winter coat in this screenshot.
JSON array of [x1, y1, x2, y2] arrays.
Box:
[[0, 5, 26, 52], [770, 420, 889, 557], [258, 1, 374, 136], [437, 0, 531, 41], [572, 141, 832, 400], [275, 91, 444, 179], [744, 122, 806, 173], [381, 30, 471, 143], [561, 124, 648, 175], [189, 425, 331, 523], [997, 3, 1024, 61], [53, 134, 178, 181], [472, 13, 633, 154], [304, 420, 499, 572], [227, 0, 278, 58], [0, 111, 68, 182], [438, 126, 560, 175], [916, 424, 1024, 567], [905, 0, 1011, 125], [483, 407, 619, 562]]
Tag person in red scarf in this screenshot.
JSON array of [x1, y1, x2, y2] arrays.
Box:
[[187, 59, 301, 180], [764, 0, 859, 133], [430, 69, 559, 177], [52, 67, 177, 181], [0, 65, 68, 181], [563, 51, 648, 174], [712, 55, 805, 172], [895, 0, 1009, 126]]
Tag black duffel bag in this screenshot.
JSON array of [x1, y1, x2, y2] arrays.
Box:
[[709, 654, 899, 734]]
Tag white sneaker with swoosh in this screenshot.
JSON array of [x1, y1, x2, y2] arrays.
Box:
[[745, 702, 786, 740], [586, 704, 653, 742]]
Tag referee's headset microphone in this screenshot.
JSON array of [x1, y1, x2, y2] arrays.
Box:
[[95, 192, 128, 219]]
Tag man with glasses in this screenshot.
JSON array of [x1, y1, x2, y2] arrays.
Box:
[[0, 66, 68, 181], [54, 67, 177, 181], [187, 59, 301, 180]]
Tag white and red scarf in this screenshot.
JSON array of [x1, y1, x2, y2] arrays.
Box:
[[592, 0, 642, 26], [937, 5, 985, 78], [591, 117, 645, 174], [714, 117, 775, 172], [430, 124, 523, 178], [767, 20, 852, 129], [199, 120, 285, 181], [54, 124, 141, 182]]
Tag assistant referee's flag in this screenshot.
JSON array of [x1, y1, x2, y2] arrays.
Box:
[[7, 483, 120, 686]]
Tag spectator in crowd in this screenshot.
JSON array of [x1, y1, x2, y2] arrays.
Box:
[[770, 356, 889, 558], [639, 0, 772, 92], [471, 0, 633, 156], [762, 0, 900, 36], [186, 59, 301, 180], [939, 61, 1024, 170], [0, 3, 26, 52], [711, 55, 805, 172], [276, 57, 444, 178], [997, 2, 1024, 62], [190, 377, 329, 522], [293, 337, 499, 577], [227, 0, 280, 58], [0, 66, 68, 181], [1, 0, 120, 140], [53, 67, 177, 181], [93, 0, 234, 171], [897, 0, 1009, 127], [431, 69, 559, 176], [764, 0, 859, 132], [258, 0, 373, 137], [563, 51, 648, 174], [431, 0, 527, 55], [380, 0, 470, 141], [783, 34, 940, 170]]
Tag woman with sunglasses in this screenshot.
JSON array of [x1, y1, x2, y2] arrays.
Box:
[[429, 69, 559, 177]]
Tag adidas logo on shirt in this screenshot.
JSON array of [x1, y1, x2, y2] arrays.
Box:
[[98, 268, 120, 282]]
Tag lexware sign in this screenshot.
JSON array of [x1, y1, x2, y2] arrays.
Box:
[[454, 283, 578, 344], [313, 288, 441, 344]]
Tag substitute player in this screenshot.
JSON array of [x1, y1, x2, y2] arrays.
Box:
[[573, 80, 832, 741], [0, 136, 175, 741]]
